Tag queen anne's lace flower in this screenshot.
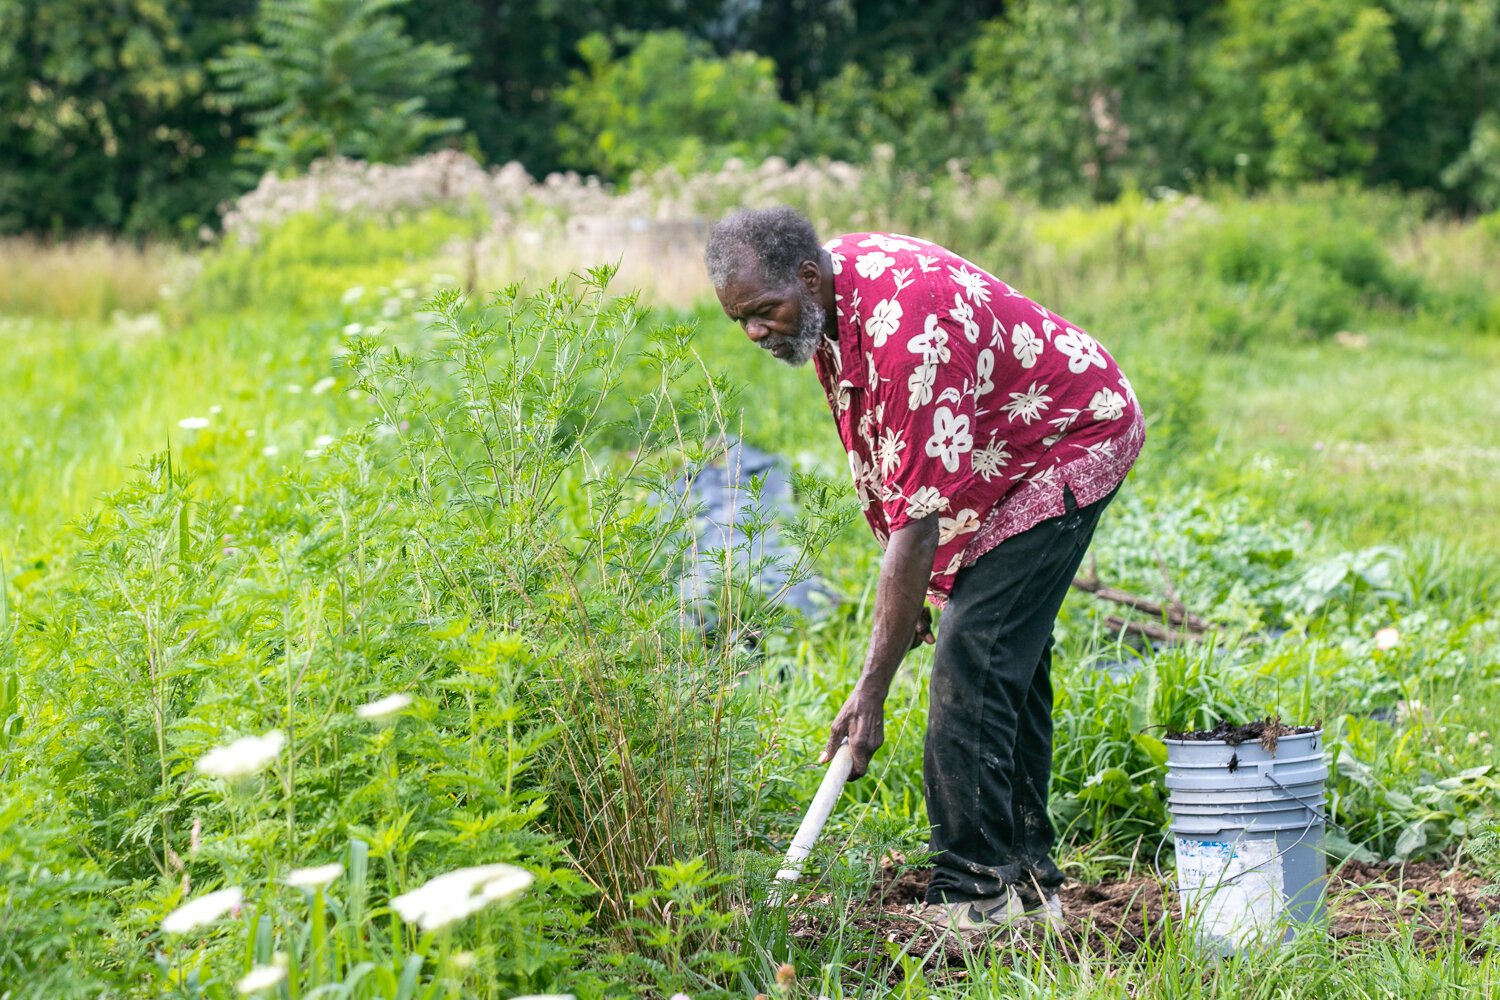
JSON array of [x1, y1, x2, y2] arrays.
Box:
[[390, 863, 534, 933], [356, 693, 413, 721], [197, 731, 285, 780], [162, 887, 244, 934], [286, 863, 344, 889], [237, 964, 287, 995]]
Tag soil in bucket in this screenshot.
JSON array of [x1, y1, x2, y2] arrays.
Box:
[[1166, 716, 1321, 753]]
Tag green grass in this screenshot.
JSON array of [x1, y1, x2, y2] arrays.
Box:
[[1, 188, 1498, 997]]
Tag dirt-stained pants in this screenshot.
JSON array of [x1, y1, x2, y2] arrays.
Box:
[[924, 484, 1116, 904]]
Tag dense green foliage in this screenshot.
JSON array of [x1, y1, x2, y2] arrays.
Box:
[[4, 0, 1500, 234], [3, 184, 1500, 994], [209, 0, 466, 173]]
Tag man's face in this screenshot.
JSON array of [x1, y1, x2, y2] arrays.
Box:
[[715, 265, 826, 367]]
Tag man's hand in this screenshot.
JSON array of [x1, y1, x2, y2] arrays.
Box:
[[910, 606, 935, 650], [821, 687, 885, 779]]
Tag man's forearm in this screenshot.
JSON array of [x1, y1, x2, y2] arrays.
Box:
[[856, 515, 940, 701]]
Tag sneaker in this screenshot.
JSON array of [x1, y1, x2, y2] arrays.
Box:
[[1025, 891, 1065, 930], [915, 887, 1026, 932]]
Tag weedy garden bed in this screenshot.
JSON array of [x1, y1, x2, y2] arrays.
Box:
[[780, 861, 1499, 987]]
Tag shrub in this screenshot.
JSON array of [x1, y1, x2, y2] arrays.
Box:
[[555, 31, 791, 181]]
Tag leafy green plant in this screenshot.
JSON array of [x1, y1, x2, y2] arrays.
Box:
[[555, 30, 790, 180], [210, 0, 466, 172]]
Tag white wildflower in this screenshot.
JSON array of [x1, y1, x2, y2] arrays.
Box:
[[391, 864, 534, 933], [162, 886, 243, 934], [313, 434, 335, 449], [236, 964, 287, 995], [311, 377, 337, 396], [341, 285, 366, 305], [1374, 627, 1400, 650], [261, 445, 280, 457], [343, 322, 364, 336], [286, 863, 344, 889], [356, 693, 412, 722], [196, 730, 285, 780], [209, 405, 223, 415], [286, 384, 304, 394], [178, 417, 210, 430]]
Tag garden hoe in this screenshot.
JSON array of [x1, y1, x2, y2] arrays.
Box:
[[769, 742, 854, 906]]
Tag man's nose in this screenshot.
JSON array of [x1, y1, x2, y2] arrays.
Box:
[[744, 319, 771, 343]]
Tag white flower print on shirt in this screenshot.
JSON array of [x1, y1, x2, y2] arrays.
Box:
[[890, 267, 916, 295], [975, 349, 996, 399], [972, 437, 1012, 481], [847, 451, 879, 508], [907, 313, 950, 364], [859, 234, 923, 253], [855, 251, 896, 279], [916, 254, 941, 273], [950, 294, 980, 343], [939, 507, 982, 544], [1002, 381, 1053, 425], [948, 264, 993, 306], [875, 427, 906, 477], [1012, 322, 1043, 368], [907, 360, 937, 410], [1055, 327, 1106, 374], [823, 238, 845, 274], [905, 485, 950, 519], [866, 298, 903, 347], [1089, 387, 1127, 420], [925, 405, 974, 473]]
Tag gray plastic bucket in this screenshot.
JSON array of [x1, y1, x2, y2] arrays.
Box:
[[1164, 729, 1327, 953]]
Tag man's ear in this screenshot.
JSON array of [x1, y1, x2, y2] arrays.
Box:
[[799, 258, 821, 294]]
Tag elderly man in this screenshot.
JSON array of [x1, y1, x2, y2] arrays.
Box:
[[704, 206, 1144, 930]]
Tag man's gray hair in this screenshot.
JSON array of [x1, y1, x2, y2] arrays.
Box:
[[704, 206, 822, 290]]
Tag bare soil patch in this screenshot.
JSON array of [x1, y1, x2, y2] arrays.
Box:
[[784, 860, 1498, 985]]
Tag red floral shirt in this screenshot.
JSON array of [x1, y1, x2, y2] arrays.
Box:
[[814, 232, 1145, 606]]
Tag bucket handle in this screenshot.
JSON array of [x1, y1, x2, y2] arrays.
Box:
[[1156, 785, 1327, 888]]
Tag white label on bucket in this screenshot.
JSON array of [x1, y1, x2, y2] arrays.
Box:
[[1176, 836, 1284, 951]]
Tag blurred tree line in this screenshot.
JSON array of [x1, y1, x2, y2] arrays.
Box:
[[1, 0, 1497, 236]]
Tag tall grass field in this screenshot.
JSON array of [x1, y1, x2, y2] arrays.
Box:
[[2, 179, 1499, 997]]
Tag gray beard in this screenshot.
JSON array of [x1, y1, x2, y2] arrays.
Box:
[[770, 287, 826, 367]]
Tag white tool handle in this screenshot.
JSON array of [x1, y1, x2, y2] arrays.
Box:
[[773, 744, 854, 885]]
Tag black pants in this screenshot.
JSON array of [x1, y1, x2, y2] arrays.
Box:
[[923, 484, 1116, 904]]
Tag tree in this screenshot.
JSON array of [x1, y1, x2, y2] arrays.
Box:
[[1195, 0, 1399, 184], [210, 0, 467, 173], [966, 0, 1188, 202], [555, 31, 791, 180], [0, 0, 251, 234]]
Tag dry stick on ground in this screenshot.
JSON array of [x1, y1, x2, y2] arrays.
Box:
[[1072, 555, 1217, 644]]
